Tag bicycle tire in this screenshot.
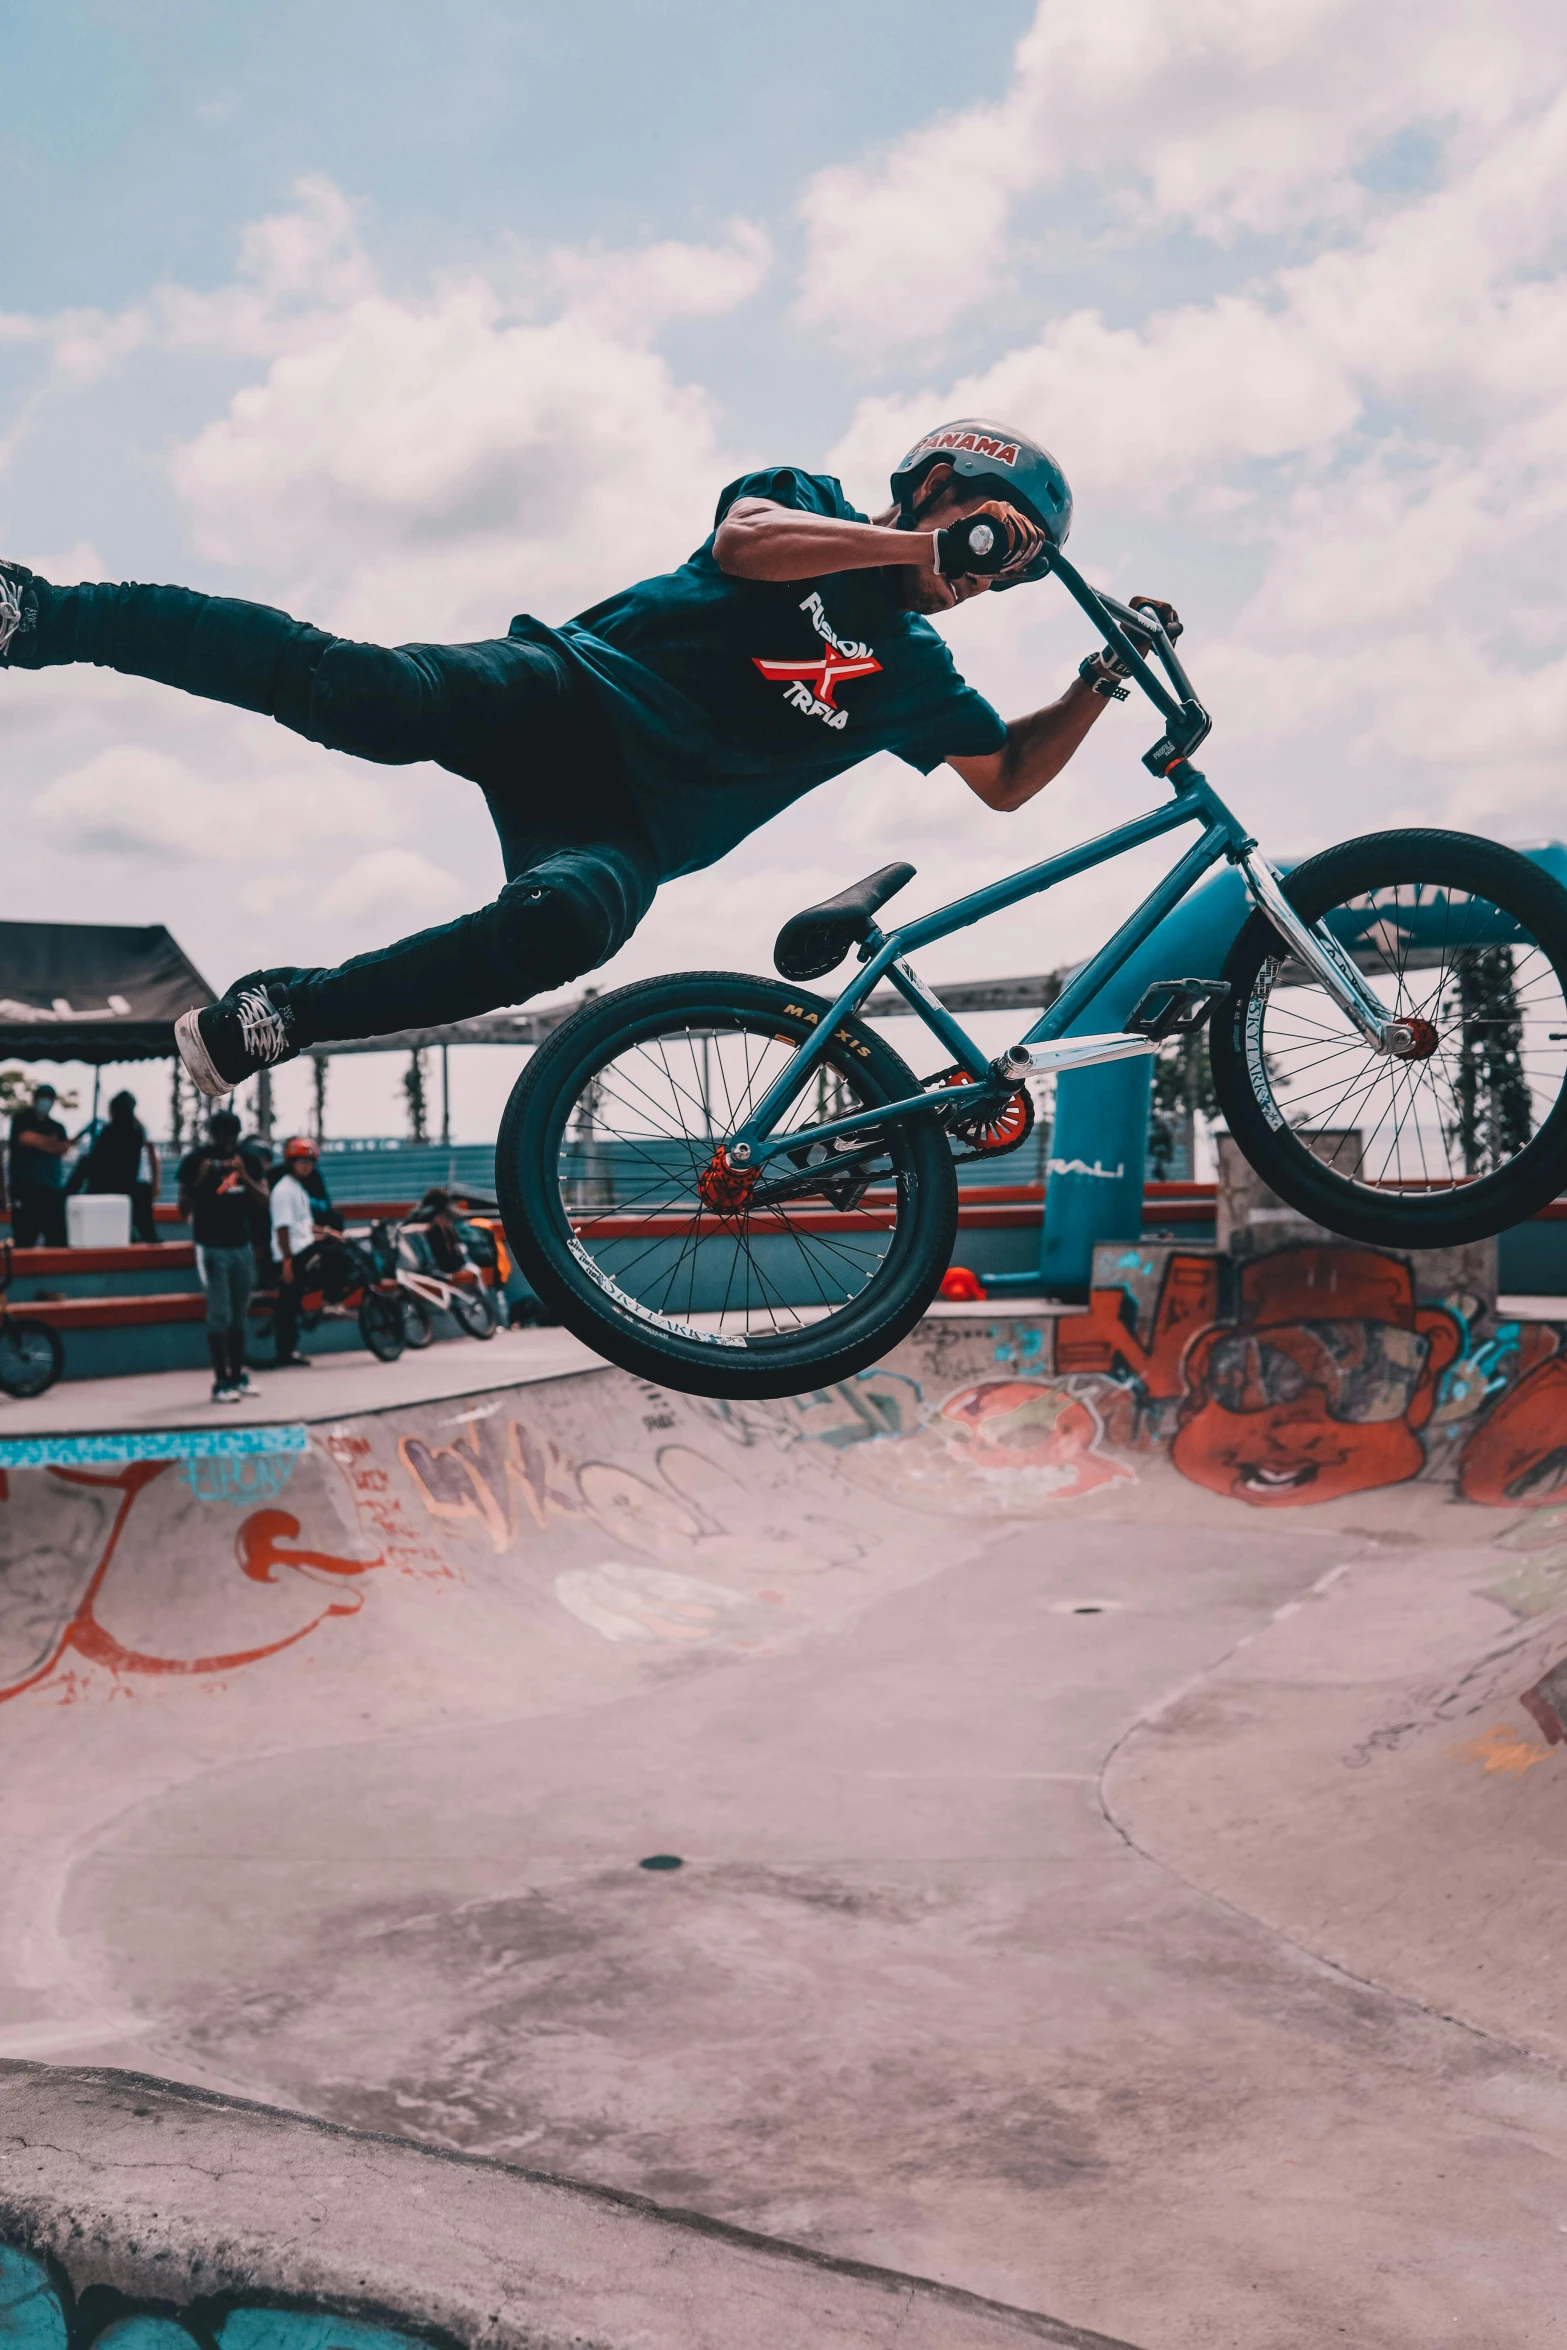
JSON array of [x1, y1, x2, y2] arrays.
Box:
[[495, 971, 959, 1399], [450, 1282, 499, 1339], [399, 1292, 435, 1349], [1210, 829, 1567, 1246], [0, 1315, 63, 1398], [357, 1287, 406, 1363]]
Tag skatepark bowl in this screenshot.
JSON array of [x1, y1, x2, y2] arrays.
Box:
[[4, 1244, 1567, 2349]]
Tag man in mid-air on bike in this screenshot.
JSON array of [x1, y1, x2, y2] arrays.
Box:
[[0, 420, 1175, 1093]]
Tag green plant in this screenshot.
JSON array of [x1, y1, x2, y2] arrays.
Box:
[[0, 1069, 78, 1115], [403, 1049, 429, 1144], [1147, 1029, 1216, 1179], [1449, 944, 1534, 1174]]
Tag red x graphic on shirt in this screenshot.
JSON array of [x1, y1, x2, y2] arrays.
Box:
[[753, 646, 882, 708]]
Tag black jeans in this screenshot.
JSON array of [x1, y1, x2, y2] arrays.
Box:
[[11, 1191, 66, 1249], [271, 1244, 323, 1363], [20, 580, 660, 1043]]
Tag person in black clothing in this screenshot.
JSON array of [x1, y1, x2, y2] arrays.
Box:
[[0, 423, 1177, 1102], [7, 1083, 70, 1248], [77, 1090, 161, 1243], [178, 1108, 270, 1402]]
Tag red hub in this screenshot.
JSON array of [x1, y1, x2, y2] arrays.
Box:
[[1393, 1017, 1440, 1061], [697, 1150, 759, 1216]]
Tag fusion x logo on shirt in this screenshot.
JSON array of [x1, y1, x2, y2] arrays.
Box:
[[753, 590, 882, 731]]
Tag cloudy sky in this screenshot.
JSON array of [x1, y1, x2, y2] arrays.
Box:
[[3, 0, 1566, 1141]]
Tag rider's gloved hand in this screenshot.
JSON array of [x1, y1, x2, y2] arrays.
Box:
[[933, 501, 1045, 580], [1080, 595, 1183, 700]]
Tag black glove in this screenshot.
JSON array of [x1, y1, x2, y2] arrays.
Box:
[[1080, 596, 1184, 699], [933, 506, 1038, 578]]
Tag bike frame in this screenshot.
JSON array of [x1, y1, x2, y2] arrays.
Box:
[[723, 552, 1403, 1175]]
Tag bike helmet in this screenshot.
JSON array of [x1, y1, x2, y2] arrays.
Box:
[[889, 418, 1072, 587], [283, 1134, 317, 1162]]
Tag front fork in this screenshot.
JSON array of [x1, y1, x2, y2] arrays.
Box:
[[1235, 847, 1414, 1053]]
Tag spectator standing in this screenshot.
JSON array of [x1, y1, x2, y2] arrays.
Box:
[[269, 1141, 343, 1233], [178, 1108, 269, 1403], [7, 1082, 70, 1248], [77, 1090, 161, 1243], [270, 1135, 323, 1368]]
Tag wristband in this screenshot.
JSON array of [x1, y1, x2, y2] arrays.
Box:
[[1079, 654, 1128, 702]]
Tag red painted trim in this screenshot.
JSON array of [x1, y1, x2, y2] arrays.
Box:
[[3, 1243, 197, 1276], [12, 1292, 207, 1330]]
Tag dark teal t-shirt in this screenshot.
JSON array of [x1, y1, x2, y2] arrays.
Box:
[[508, 466, 1007, 880]]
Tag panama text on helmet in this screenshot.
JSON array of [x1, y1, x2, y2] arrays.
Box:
[[889, 416, 1072, 588]]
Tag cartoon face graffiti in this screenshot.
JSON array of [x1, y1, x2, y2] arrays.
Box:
[[1170, 1249, 1461, 1506]]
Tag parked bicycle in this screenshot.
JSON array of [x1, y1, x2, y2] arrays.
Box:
[[368, 1188, 505, 1348], [0, 1238, 64, 1397], [250, 1230, 408, 1365], [495, 552, 1567, 1401]]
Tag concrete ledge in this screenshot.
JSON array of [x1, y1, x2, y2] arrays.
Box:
[[0, 2065, 1137, 2350]]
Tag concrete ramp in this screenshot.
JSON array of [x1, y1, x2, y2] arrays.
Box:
[[0, 2063, 1126, 2350], [2, 1298, 1566, 2348]]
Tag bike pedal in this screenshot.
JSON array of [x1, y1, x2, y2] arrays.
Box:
[[1125, 977, 1230, 1041]]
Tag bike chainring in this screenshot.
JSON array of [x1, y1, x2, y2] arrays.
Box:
[[930, 1067, 1036, 1161]]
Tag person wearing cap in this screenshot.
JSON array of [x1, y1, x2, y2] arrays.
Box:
[[268, 1135, 326, 1368], [0, 423, 1176, 1092], [178, 1107, 270, 1402], [6, 1081, 71, 1249]]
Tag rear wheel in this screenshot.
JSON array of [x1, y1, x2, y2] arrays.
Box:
[[399, 1292, 435, 1349], [1211, 830, 1567, 1246], [0, 1316, 63, 1398], [496, 972, 959, 1398]]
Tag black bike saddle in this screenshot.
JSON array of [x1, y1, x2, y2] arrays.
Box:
[[773, 862, 916, 982]]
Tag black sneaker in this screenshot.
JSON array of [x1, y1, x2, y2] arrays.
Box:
[[0, 561, 39, 664], [176, 975, 300, 1097]]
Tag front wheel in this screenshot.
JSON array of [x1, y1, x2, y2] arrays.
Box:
[[495, 972, 959, 1398], [1210, 829, 1567, 1247], [357, 1287, 406, 1363], [0, 1316, 63, 1397]]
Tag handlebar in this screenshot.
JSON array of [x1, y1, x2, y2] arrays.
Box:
[[1045, 548, 1213, 777]]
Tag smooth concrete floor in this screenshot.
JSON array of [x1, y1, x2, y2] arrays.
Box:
[[3, 1328, 1565, 2349]]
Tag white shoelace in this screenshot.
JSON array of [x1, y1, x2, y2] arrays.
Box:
[[234, 986, 293, 1065], [0, 572, 24, 659]]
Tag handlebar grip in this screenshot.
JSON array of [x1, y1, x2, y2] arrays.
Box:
[[935, 516, 1010, 577]]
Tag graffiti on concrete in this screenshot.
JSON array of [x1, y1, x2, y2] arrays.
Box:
[[396, 1407, 869, 1617], [1169, 1249, 1462, 1507], [0, 2236, 451, 2350], [933, 1379, 1133, 1499], [1055, 1241, 1567, 1510], [0, 1434, 382, 1708]]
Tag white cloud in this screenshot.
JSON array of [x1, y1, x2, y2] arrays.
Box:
[[310, 847, 469, 928], [795, 0, 1562, 349], [31, 744, 391, 863]]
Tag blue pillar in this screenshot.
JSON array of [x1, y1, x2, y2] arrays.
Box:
[[1035, 1056, 1152, 1294], [990, 863, 1254, 1297]]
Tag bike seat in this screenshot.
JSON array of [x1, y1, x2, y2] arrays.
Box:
[[774, 862, 916, 982]]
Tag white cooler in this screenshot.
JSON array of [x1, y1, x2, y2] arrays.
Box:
[[66, 1193, 132, 1248]]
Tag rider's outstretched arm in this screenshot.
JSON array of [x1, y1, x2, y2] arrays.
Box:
[[714, 498, 930, 582], [947, 675, 1108, 814]]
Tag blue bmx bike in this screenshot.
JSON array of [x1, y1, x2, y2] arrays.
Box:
[[497, 554, 1567, 1399]]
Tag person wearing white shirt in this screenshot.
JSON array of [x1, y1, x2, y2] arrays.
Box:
[[269, 1135, 323, 1366]]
